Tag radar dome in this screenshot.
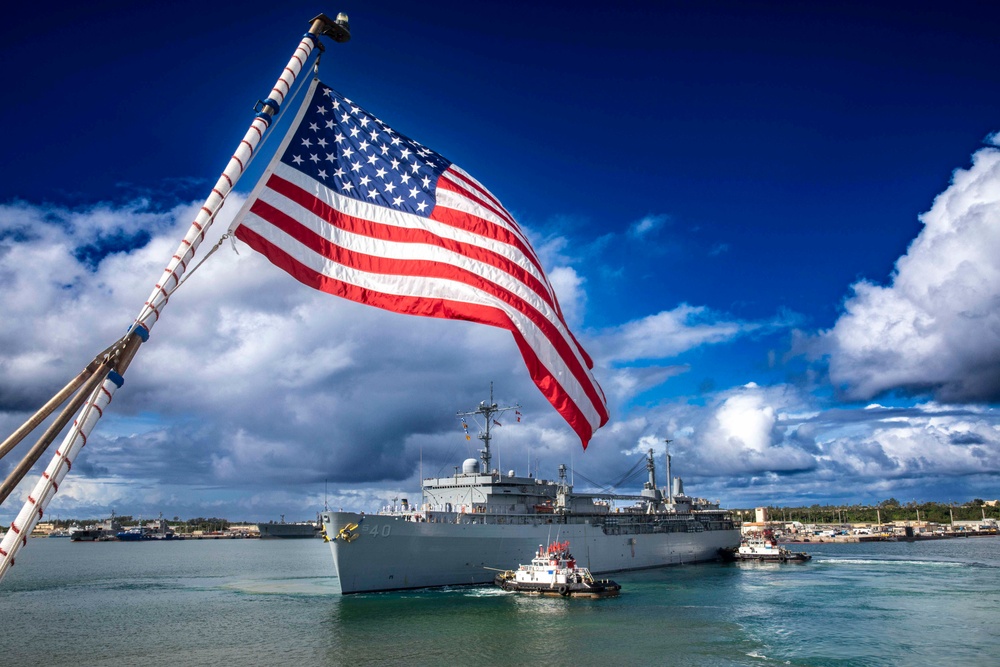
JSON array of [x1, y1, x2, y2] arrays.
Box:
[[462, 458, 479, 474]]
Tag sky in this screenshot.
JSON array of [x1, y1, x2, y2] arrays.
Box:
[[2, 1, 1000, 523]]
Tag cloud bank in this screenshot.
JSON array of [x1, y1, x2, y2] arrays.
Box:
[[2, 197, 778, 520], [4, 139, 1000, 524], [823, 140, 1000, 402]]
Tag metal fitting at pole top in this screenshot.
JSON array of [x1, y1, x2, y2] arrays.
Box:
[[310, 12, 351, 44]]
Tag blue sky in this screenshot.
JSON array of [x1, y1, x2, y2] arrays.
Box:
[[2, 1, 999, 522]]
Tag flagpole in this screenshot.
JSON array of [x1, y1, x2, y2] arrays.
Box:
[[0, 12, 351, 582]]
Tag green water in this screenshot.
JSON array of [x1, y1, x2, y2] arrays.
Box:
[[1, 537, 998, 666]]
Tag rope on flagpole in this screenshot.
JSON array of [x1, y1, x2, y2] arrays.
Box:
[[173, 231, 230, 292]]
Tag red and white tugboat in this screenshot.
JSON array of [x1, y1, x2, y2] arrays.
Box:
[[732, 529, 810, 563], [495, 541, 622, 597]]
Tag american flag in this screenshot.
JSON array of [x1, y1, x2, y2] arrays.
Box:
[[233, 80, 608, 446]]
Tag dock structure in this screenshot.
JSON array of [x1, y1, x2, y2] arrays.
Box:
[[747, 518, 999, 543]]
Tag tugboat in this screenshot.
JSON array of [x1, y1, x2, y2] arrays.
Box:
[[729, 529, 811, 563], [494, 541, 622, 597]]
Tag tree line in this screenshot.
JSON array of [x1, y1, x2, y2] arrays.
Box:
[[736, 499, 999, 525], [39, 516, 235, 532]]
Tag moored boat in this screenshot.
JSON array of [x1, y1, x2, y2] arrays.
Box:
[[495, 541, 621, 597], [69, 512, 122, 542], [115, 517, 181, 541]]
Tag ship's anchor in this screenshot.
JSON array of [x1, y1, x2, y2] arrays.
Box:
[[336, 523, 360, 543]]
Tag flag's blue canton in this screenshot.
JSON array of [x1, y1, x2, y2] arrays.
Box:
[[279, 85, 452, 218]]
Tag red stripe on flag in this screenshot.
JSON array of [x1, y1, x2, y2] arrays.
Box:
[[508, 330, 596, 447], [434, 172, 597, 366], [234, 221, 607, 441], [433, 199, 596, 370], [436, 173, 518, 235], [238, 199, 598, 400], [431, 198, 594, 370], [433, 176, 545, 274], [264, 175, 557, 313]]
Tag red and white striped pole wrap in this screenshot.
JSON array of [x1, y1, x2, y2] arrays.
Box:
[[134, 30, 321, 332], [0, 372, 124, 582]]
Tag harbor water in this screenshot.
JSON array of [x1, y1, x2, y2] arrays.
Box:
[[1, 536, 998, 666]]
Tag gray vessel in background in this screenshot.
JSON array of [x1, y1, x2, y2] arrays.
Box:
[[257, 515, 322, 539], [322, 395, 740, 594], [69, 511, 122, 542]]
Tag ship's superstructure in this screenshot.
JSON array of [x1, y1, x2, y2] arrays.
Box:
[[321, 395, 740, 594]]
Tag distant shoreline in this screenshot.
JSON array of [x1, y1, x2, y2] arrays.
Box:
[[782, 530, 999, 545]]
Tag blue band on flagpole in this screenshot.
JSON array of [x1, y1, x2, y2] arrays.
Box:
[[129, 323, 150, 342], [303, 32, 321, 49], [254, 98, 281, 123], [106, 371, 125, 388]]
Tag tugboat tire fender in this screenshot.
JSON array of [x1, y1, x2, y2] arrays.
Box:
[[558, 585, 569, 596]]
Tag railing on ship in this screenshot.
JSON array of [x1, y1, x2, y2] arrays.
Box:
[[376, 506, 737, 532]]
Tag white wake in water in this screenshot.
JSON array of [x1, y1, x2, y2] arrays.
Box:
[[815, 558, 966, 567]]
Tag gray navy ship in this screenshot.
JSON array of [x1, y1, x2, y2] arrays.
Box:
[[69, 512, 122, 542], [257, 515, 322, 539], [321, 395, 740, 594]]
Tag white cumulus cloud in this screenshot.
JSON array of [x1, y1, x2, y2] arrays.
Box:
[[823, 142, 1000, 402], [592, 304, 752, 364]]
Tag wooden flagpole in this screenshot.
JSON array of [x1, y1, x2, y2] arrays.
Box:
[[0, 13, 351, 582], [0, 364, 97, 463]]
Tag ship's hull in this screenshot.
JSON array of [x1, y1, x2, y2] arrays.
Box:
[[735, 549, 811, 563], [69, 528, 113, 542], [495, 573, 621, 597], [69, 534, 98, 542], [322, 511, 739, 594]]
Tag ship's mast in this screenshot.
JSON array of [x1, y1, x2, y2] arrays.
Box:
[[664, 438, 673, 504], [646, 448, 657, 490], [457, 382, 520, 474], [640, 447, 663, 508]]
